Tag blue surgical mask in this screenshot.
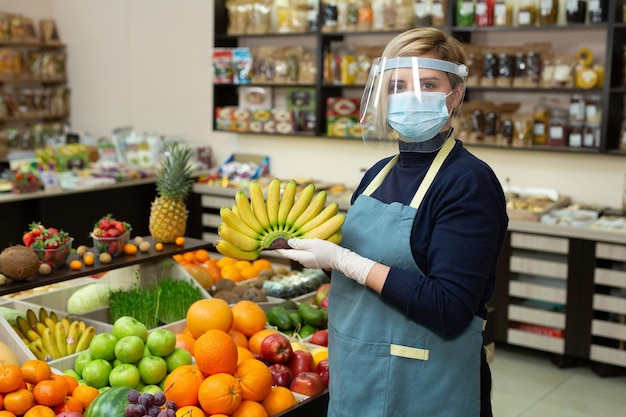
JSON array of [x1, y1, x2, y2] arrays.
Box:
[[387, 91, 452, 142]]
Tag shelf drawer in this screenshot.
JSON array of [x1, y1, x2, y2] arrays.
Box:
[[202, 213, 222, 228], [589, 345, 626, 368], [596, 242, 626, 262], [509, 281, 566, 304], [510, 232, 568, 254], [510, 256, 567, 279], [593, 294, 626, 315], [591, 319, 626, 340], [507, 328, 564, 354], [594, 268, 626, 288], [508, 305, 565, 329], [201, 194, 235, 210]]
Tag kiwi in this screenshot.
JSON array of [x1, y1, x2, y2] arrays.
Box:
[[213, 278, 236, 293], [0, 245, 40, 280], [242, 287, 267, 302], [212, 290, 240, 304]]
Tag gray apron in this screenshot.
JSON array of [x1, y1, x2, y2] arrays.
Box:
[[327, 138, 484, 417]]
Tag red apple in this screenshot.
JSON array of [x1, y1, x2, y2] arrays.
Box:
[[320, 296, 329, 309], [290, 371, 325, 397], [315, 283, 331, 306], [316, 358, 329, 388], [268, 363, 294, 387], [261, 333, 293, 364], [287, 349, 314, 377], [310, 329, 329, 347]]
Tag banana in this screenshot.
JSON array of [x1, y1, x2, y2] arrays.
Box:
[[26, 308, 39, 328], [44, 317, 56, 333], [29, 340, 51, 361], [301, 213, 346, 240], [78, 320, 87, 334], [277, 180, 297, 230], [41, 327, 62, 359], [218, 223, 261, 252], [15, 316, 31, 335], [289, 190, 327, 233], [220, 207, 261, 240], [298, 202, 340, 235], [49, 310, 59, 324], [35, 322, 48, 337], [26, 329, 42, 343], [66, 320, 81, 355], [75, 325, 96, 353], [235, 190, 266, 235], [326, 231, 343, 245], [61, 317, 71, 336], [12, 324, 28, 340], [265, 177, 282, 231], [284, 183, 316, 231], [249, 180, 271, 232], [216, 239, 262, 261], [38, 307, 49, 324], [54, 321, 68, 357]]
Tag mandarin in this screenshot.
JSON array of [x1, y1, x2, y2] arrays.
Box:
[[53, 395, 83, 414], [234, 359, 273, 402], [23, 404, 56, 417], [261, 386, 297, 416], [33, 378, 67, 407], [3, 388, 35, 416], [162, 365, 205, 407], [71, 385, 99, 409], [231, 400, 269, 417], [20, 360, 52, 385], [0, 411, 17, 417], [0, 365, 23, 393], [197, 373, 242, 416]]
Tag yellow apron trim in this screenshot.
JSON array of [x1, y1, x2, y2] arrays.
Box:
[[390, 343, 430, 361], [361, 138, 456, 210]]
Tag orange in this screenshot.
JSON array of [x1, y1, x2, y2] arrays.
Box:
[[162, 364, 205, 407], [0, 393, 3, 409], [183, 251, 196, 263], [71, 385, 99, 410], [23, 404, 56, 417], [216, 256, 237, 269], [0, 411, 17, 417], [83, 254, 95, 266], [231, 400, 269, 417], [252, 259, 272, 272], [194, 249, 211, 263], [236, 347, 255, 365], [247, 329, 280, 356], [231, 300, 267, 337], [69, 260, 83, 270], [50, 374, 73, 395], [183, 326, 195, 338], [57, 374, 78, 395], [197, 373, 242, 416], [220, 265, 241, 282], [261, 386, 297, 416], [53, 396, 83, 414], [0, 365, 24, 393], [175, 405, 206, 417], [234, 359, 273, 402], [194, 329, 239, 377], [234, 260, 253, 271], [186, 298, 234, 338], [155, 242, 164, 251], [239, 266, 259, 280], [20, 360, 52, 385], [3, 388, 35, 416], [176, 237, 186, 246], [123, 243, 138, 255], [229, 329, 249, 349], [33, 378, 67, 407], [175, 333, 196, 355]]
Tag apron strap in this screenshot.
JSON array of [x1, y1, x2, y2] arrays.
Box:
[[361, 138, 456, 209]]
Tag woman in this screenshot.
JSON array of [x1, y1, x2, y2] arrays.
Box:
[[277, 27, 508, 417]]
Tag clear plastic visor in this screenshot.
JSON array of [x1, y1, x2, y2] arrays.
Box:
[[360, 57, 468, 149]]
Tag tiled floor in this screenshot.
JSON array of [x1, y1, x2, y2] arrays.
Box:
[[490, 344, 626, 417]]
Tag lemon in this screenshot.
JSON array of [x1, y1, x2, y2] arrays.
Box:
[[310, 346, 328, 367]]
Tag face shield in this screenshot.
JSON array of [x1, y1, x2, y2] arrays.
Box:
[[359, 57, 468, 150]]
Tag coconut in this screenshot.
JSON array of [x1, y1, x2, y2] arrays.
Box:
[[0, 245, 40, 280]]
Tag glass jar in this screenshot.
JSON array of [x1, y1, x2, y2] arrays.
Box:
[[585, 95, 602, 125], [494, 0, 513, 26], [588, 0, 608, 24], [414, 0, 433, 26], [566, 0, 587, 24], [569, 94, 586, 123], [539, 0, 559, 25], [476, 0, 495, 26], [583, 123, 600, 148], [533, 98, 550, 145], [568, 122, 583, 147], [431, 0, 447, 26], [517, 0, 537, 26], [548, 107, 569, 146], [457, 0, 476, 26]]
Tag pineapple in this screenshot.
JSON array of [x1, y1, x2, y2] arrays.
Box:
[[149, 142, 194, 243]]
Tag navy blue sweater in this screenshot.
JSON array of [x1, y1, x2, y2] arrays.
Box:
[[352, 138, 508, 338]]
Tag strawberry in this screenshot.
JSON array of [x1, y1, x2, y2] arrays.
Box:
[[113, 222, 126, 233], [23, 231, 34, 247]]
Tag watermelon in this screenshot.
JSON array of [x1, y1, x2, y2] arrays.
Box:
[[84, 386, 133, 417]]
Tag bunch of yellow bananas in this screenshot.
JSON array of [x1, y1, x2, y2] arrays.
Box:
[[216, 178, 345, 261], [12, 307, 96, 361]]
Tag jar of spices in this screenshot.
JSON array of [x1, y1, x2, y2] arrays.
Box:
[[568, 122, 583, 147], [481, 52, 498, 86], [585, 95, 602, 125], [456, 0, 476, 26], [476, 0, 495, 26], [548, 107, 569, 146], [431, 0, 447, 26], [588, 0, 608, 23], [517, 0, 537, 26], [569, 94, 586, 123], [583, 123, 600, 148], [532, 97, 550, 145], [566, 0, 587, 24], [539, 0, 559, 25], [414, 0, 433, 26], [494, 0, 513, 26]]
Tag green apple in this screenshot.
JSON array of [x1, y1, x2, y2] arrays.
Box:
[[89, 333, 119, 361], [82, 358, 113, 389], [109, 363, 141, 388], [112, 316, 148, 342], [63, 369, 82, 381], [115, 335, 145, 364], [74, 351, 92, 377], [138, 355, 167, 385], [139, 384, 162, 395], [164, 347, 193, 372], [146, 329, 177, 357]]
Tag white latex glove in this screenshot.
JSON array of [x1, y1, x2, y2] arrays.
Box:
[[275, 238, 376, 285]]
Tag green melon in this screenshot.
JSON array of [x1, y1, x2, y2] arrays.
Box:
[[84, 386, 132, 417]]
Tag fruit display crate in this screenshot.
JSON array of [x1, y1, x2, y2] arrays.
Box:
[[0, 298, 113, 368]]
